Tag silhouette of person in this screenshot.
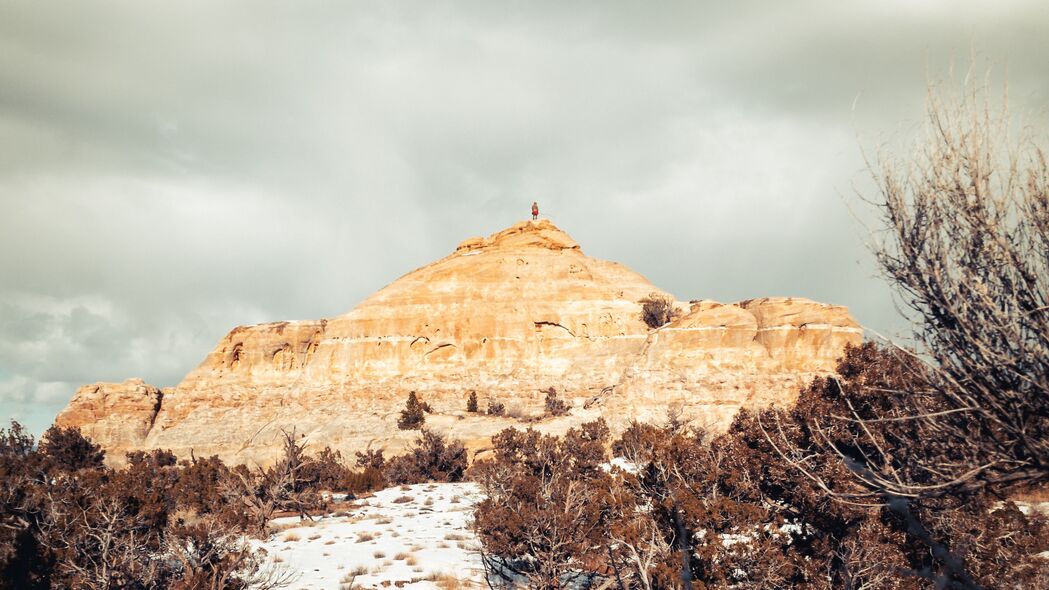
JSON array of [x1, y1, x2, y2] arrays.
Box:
[[531, 201, 539, 220]]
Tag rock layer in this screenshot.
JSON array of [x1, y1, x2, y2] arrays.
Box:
[[55, 220, 863, 465]]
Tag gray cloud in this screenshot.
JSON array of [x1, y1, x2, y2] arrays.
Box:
[[2, 1, 1048, 434]]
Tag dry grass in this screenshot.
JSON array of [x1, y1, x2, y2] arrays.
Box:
[[400, 485, 413, 491], [392, 495, 413, 504], [423, 497, 434, 507], [394, 552, 410, 561], [282, 532, 301, 542], [444, 532, 468, 541], [308, 533, 321, 541], [426, 572, 465, 590], [339, 565, 369, 590], [324, 540, 336, 545], [373, 550, 386, 559], [405, 555, 419, 566], [357, 532, 376, 543]]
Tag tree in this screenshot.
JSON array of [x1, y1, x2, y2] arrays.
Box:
[[466, 391, 479, 413], [397, 391, 427, 430]]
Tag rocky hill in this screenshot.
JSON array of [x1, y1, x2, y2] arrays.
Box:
[[55, 220, 862, 465]]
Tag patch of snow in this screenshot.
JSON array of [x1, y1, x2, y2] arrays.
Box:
[[252, 482, 484, 590]]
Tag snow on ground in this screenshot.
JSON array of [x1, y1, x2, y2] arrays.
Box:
[[253, 482, 485, 590]]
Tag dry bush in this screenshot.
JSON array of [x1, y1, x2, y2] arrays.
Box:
[[486, 401, 506, 416], [392, 495, 413, 504], [542, 387, 569, 417], [827, 68, 1049, 501], [754, 68, 1049, 588], [638, 292, 681, 329], [218, 429, 324, 535], [466, 391, 479, 413]]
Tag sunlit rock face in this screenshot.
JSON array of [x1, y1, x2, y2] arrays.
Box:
[[55, 220, 862, 466]]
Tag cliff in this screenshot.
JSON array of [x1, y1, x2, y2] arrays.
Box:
[[55, 220, 862, 465]]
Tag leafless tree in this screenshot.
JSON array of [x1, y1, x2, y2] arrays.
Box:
[[165, 518, 295, 590], [221, 428, 320, 535], [766, 65, 1048, 502], [38, 491, 160, 589], [758, 65, 1049, 589]]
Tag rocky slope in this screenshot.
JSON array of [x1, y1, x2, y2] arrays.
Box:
[[56, 220, 862, 465]]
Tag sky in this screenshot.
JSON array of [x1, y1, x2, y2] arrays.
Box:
[[2, 1, 1048, 435]]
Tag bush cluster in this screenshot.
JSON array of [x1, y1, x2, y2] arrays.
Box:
[[473, 344, 1049, 589], [0, 425, 285, 589], [0, 420, 466, 589]]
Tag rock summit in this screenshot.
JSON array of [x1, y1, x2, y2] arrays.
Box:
[[56, 219, 862, 465]]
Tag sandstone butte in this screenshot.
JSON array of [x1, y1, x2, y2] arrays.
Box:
[[55, 219, 863, 466]]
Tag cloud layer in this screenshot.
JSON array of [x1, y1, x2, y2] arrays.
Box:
[[3, 1, 1048, 434]]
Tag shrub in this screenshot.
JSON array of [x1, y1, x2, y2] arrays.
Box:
[[486, 401, 505, 416], [466, 391, 478, 413], [638, 292, 680, 329], [398, 391, 427, 430], [38, 425, 105, 472], [384, 430, 467, 485], [472, 420, 612, 589], [543, 387, 569, 417]]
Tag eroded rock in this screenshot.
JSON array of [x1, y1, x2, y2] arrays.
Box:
[[55, 220, 862, 465]]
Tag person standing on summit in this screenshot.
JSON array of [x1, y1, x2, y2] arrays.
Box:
[[531, 201, 539, 220]]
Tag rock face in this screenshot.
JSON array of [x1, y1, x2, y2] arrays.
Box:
[[56, 379, 166, 459], [55, 220, 863, 465]]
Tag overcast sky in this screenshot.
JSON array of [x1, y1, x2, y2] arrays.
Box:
[[2, 1, 1048, 435]]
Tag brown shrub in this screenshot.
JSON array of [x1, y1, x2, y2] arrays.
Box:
[[486, 401, 505, 416], [384, 430, 467, 485], [638, 292, 680, 329], [542, 387, 569, 417], [38, 425, 105, 472]]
